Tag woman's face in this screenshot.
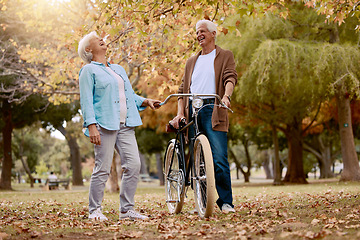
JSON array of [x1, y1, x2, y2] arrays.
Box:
[[87, 36, 107, 55]]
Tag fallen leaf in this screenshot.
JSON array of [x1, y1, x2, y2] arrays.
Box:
[[311, 218, 320, 225], [0, 232, 9, 239]]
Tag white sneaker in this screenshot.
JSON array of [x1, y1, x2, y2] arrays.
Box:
[[221, 203, 235, 213], [120, 210, 149, 220], [89, 208, 108, 221]]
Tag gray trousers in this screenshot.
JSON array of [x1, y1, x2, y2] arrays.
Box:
[[89, 124, 141, 214]]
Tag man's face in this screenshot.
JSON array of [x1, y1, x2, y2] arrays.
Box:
[[196, 24, 215, 48]]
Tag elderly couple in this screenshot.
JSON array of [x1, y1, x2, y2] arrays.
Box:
[[78, 20, 238, 221]]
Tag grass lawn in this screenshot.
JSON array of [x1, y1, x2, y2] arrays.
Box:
[[1, 179, 360, 239]]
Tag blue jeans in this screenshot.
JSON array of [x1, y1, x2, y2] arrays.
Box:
[[189, 103, 234, 208]]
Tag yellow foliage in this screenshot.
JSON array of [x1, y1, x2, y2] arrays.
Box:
[[5, 0, 290, 131]]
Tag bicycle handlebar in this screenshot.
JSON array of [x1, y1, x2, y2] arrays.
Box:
[[159, 93, 233, 113]]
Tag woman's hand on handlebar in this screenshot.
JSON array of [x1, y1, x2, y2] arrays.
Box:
[[142, 98, 162, 110], [170, 114, 186, 129]]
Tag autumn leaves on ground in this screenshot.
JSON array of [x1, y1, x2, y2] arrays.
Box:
[[1, 180, 359, 240]]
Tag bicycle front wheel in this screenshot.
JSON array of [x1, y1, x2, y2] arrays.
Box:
[[164, 139, 185, 214], [192, 134, 216, 218]]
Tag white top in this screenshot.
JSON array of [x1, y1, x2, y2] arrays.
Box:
[[106, 67, 127, 123], [190, 49, 216, 98], [48, 174, 57, 180]]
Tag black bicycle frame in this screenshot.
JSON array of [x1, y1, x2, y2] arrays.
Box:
[[168, 119, 197, 188]]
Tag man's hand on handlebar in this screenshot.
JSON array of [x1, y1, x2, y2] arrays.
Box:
[[221, 95, 231, 109], [170, 114, 186, 129]]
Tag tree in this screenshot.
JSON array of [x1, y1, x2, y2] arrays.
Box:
[[39, 102, 84, 186], [302, 102, 342, 179], [304, 0, 360, 25], [136, 128, 170, 185], [12, 126, 46, 187], [0, 93, 47, 189], [219, 2, 360, 183], [0, 0, 57, 189], [228, 124, 277, 182], [308, 41, 360, 181], [228, 126, 253, 183], [303, 1, 360, 181], [238, 39, 329, 183]]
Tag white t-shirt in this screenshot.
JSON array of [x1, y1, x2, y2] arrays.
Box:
[[190, 49, 216, 97], [106, 67, 127, 123]]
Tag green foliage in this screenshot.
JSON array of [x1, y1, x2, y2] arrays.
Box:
[[218, 2, 360, 181], [238, 39, 327, 126], [0, 93, 48, 130], [12, 127, 46, 172], [38, 138, 69, 175], [35, 160, 48, 177], [218, 14, 294, 71], [135, 128, 171, 154], [314, 43, 360, 97], [303, 151, 318, 175], [39, 101, 80, 129], [220, 2, 360, 128]]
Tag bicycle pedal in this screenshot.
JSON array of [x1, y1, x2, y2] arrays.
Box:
[[166, 200, 178, 203]]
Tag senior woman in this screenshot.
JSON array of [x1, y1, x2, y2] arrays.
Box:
[[78, 31, 160, 221]]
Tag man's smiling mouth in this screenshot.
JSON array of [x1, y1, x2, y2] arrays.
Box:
[[198, 36, 205, 42]]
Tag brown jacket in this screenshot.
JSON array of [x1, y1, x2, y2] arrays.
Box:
[[178, 45, 238, 132]]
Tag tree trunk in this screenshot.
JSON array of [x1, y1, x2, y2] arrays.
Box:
[[318, 137, 334, 178], [243, 172, 250, 182], [236, 167, 240, 179], [243, 138, 252, 183], [19, 130, 34, 187], [262, 151, 273, 179], [318, 152, 334, 178], [304, 135, 335, 179], [20, 156, 34, 187], [283, 121, 308, 184], [68, 135, 83, 186], [335, 92, 360, 181], [156, 153, 164, 185], [107, 151, 120, 193], [57, 125, 84, 186], [0, 100, 13, 190], [139, 153, 148, 175], [229, 147, 241, 179], [229, 147, 251, 183], [272, 125, 282, 185]]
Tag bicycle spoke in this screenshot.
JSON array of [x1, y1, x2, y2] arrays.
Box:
[[164, 140, 185, 213]]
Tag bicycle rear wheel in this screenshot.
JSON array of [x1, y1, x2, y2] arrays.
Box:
[[164, 139, 185, 214], [192, 134, 215, 218]]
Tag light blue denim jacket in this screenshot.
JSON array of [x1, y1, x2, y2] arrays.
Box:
[[79, 61, 146, 136]]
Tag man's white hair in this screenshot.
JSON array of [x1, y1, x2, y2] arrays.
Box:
[[196, 20, 217, 35], [78, 31, 98, 64]]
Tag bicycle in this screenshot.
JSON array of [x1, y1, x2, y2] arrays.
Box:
[[159, 94, 233, 218]]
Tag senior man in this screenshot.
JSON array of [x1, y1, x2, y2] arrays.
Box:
[[171, 20, 237, 213]]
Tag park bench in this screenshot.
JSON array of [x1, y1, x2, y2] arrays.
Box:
[[44, 178, 71, 190], [139, 174, 153, 182]]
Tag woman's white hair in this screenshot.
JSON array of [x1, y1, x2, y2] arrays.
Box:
[[78, 31, 98, 64], [196, 20, 217, 35]]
